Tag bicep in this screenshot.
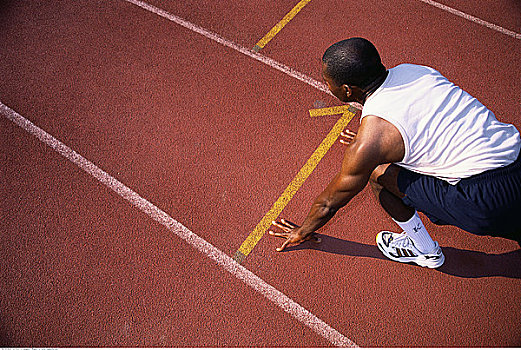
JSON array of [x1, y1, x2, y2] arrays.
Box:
[[322, 140, 381, 208], [340, 140, 381, 190]]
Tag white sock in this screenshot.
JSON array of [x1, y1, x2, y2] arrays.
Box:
[[393, 211, 436, 253]]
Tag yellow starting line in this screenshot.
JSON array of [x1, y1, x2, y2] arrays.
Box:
[[234, 105, 357, 263], [252, 0, 312, 52]]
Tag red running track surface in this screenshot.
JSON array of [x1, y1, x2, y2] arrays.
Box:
[[1, 0, 520, 347]]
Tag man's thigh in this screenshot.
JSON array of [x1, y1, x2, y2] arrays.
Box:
[[396, 164, 521, 238]]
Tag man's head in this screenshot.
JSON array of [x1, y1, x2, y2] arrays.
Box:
[[322, 38, 386, 103]]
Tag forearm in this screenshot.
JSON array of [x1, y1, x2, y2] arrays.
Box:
[[297, 173, 363, 236], [298, 200, 341, 236]]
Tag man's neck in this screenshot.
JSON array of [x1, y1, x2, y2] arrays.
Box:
[[362, 70, 388, 104]]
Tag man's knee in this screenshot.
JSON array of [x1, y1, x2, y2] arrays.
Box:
[[369, 164, 387, 190], [369, 163, 405, 198]]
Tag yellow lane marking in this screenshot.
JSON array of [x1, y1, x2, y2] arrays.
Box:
[[234, 105, 357, 263], [252, 0, 312, 52], [309, 105, 352, 118]]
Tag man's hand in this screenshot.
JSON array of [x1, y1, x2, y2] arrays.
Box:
[[268, 219, 321, 252], [339, 129, 357, 145]]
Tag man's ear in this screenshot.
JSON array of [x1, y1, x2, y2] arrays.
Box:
[[342, 84, 352, 98]]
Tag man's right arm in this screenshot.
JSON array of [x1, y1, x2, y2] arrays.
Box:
[[273, 115, 405, 251]]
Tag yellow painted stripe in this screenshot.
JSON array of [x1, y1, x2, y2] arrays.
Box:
[[235, 106, 357, 261], [253, 0, 312, 51], [309, 105, 350, 118]]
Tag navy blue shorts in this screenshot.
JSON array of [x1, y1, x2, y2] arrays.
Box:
[[397, 154, 521, 241]]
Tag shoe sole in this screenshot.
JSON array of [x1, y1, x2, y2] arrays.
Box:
[[376, 232, 445, 269]]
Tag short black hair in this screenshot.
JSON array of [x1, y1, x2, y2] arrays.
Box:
[[322, 38, 385, 89]]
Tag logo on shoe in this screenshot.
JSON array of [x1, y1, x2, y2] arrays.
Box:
[[382, 233, 394, 247], [424, 255, 440, 260], [389, 248, 417, 258]]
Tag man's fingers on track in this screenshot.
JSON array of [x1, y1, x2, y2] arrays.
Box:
[[280, 218, 298, 228], [276, 238, 291, 252], [269, 230, 289, 239], [341, 129, 356, 136], [271, 220, 293, 232]]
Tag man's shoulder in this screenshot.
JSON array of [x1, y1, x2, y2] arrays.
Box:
[[353, 115, 405, 164], [390, 63, 435, 72], [360, 115, 399, 130], [363, 63, 446, 115]]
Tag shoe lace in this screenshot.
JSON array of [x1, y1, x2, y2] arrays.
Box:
[[391, 234, 414, 249]]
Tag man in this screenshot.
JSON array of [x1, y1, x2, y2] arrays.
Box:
[[269, 37, 521, 268]]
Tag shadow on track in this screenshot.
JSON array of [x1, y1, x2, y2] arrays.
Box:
[[283, 234, 521, 279]]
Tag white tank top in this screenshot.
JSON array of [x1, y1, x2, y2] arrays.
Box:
[[361, 64, 521, 184]]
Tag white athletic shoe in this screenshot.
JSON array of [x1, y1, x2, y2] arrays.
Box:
[[376, 231, 445, 268]]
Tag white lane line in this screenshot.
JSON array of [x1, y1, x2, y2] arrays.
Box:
[[121, 0, 332, 94], [121, 0, 365, 110], [417, 0, 521, 40], [0, 101, 358, 348]]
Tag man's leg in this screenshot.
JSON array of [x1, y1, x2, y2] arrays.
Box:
[[370, 164, 439, 257], [368, 163, 414, 222]]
